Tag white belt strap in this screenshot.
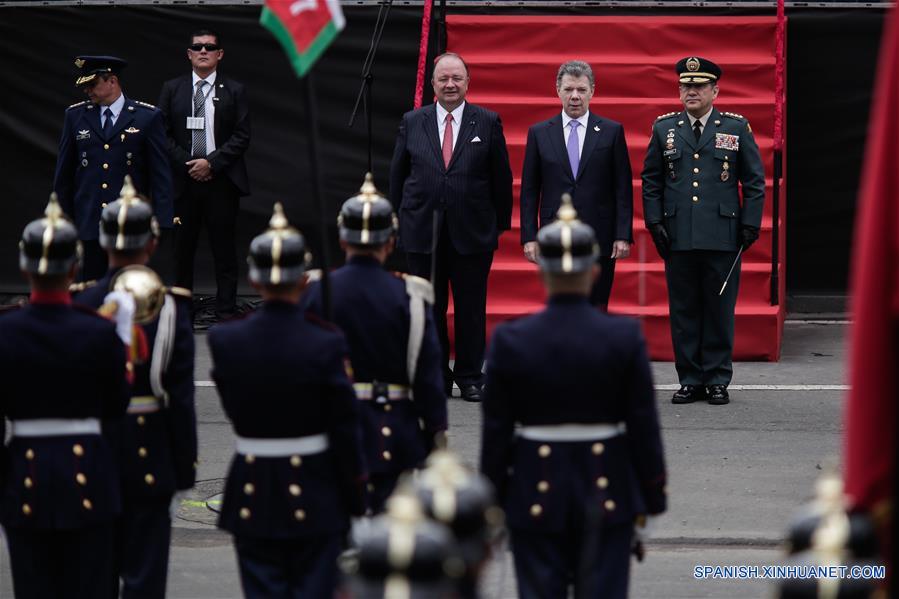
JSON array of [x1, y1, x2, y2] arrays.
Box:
[[149, 294, 177, 407], [235, 434, 329, 457], [404, 275, 434, 394], [12, 418, 102, 437], [517, 422, 626, 442]]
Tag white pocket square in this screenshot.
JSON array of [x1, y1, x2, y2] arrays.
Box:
[[471, 136, 482, 143]]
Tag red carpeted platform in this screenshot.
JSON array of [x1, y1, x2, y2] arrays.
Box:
[[445, 15, 786, 361]]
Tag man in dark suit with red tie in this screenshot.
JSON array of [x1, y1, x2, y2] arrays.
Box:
[[389, 52, 513, 402], [158, 28, 250, 319], [520, 60, 634, 310]]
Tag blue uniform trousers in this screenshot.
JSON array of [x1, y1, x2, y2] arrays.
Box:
[[6, 522, 115, 599], [234, 533, 343, 598], [511, 522, 633, 599], [112, 497, 172, 599]]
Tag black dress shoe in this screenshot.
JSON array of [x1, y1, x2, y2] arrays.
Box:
[[459, 384, 482, 403], [671, 384, 704, 404], [707, 384, 730, 405]]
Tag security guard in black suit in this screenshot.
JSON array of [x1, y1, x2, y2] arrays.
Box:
[[72, 178, 197, 599], [0, 195, 131, 598], [208, 205, 368, 598], [53, 56, 174, 281], [302, 174, 447, 514], [480, 195, 667, 599], [642, 57, 766, 405]]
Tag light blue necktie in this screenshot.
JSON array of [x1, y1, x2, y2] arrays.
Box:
[[567, 120, 580, 177]]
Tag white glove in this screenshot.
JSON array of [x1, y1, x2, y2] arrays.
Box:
[[634, 514, 659, 544], [102, 291, 136, 346]]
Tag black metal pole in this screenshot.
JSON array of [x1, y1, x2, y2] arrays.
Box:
[[348, 0, 393, 174], [436, 0, 447, 55], [771, 149, 782, 306], [302, 72, 332, 321]]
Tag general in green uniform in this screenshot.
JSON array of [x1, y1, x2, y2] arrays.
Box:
[[641, 56, 765, 406]]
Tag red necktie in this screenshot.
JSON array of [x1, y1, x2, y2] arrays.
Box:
[[442, 113, 454, 168]]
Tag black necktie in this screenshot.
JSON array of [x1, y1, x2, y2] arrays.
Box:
[[693, 120, 702, 142], [102, 108, 113, 138]]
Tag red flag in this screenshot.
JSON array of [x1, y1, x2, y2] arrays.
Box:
[[260, 0, 346, 78], [844, 7, 899, 517]]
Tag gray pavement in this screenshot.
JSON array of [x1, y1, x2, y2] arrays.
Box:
[[0, 320, 847, 598]]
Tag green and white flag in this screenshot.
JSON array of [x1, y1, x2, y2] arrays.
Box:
[[260, 0, 346, 78]]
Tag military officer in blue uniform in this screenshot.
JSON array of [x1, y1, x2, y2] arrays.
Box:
[[480, 195, 667, 599], [302, 174, 447, 514], [642, 57, 766, 406], [0, 195, 131, 598], [53, 56, 173, 281], [208, 205, 368, 598], [72, 178, 197, 599]]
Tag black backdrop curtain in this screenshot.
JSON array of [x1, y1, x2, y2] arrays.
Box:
[[0, 6, 886, 295]]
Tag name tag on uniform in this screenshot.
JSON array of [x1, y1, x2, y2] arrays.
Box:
[[186, 117, 205, 130]]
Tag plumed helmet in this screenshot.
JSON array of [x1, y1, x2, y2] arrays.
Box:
[[19, 193, 82, 276], [338, 173, 397, 247], [248, 203, 311, 285], [537, 194, 599, 273]]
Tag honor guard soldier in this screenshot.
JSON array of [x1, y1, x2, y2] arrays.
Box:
[[53, 55, 173, 281], [0, 195, 131, 598], [208, 205, 368, 598], [302, 173, 447, 514], [480, 196, 667, 599], [641, 57, 766, 406], [72, 177, 197, 599]]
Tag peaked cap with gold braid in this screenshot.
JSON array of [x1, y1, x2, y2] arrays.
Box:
[[99, 175, 159, 251], [19, 193, 82, 275], [248, 203, 311, 285], [676, 56, 722, 85], [338, 172, 397, 246], [537, 193, 600, 273]]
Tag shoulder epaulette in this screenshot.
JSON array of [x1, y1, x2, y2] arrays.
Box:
[[167, 286, 192, 300], [655, 112, 678, 122], [67, 100, 89, 111], [722, 111, 746, 120], [134, 100, 157, 109], [305, 311, 338, 331], [69, 280, 97, 293]]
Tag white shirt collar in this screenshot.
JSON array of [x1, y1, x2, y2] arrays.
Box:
[[561, 110, 590, 130], [192, 70, 217, 88], [436, 101, 465, 125], [687, 108, 713, 129], [102, 93, 126, 117]]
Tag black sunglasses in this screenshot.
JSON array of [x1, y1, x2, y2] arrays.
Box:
[[189, 43, 220, 52]]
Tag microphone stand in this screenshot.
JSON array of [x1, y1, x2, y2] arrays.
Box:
[[348, 0, 395, 173]]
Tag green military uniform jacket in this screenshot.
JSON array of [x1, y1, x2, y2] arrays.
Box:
[[642, 108, 765, 251]]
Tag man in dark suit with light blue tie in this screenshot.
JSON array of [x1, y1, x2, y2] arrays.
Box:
[[520, 60, 634, 310], [389, 52, 513, 403]]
